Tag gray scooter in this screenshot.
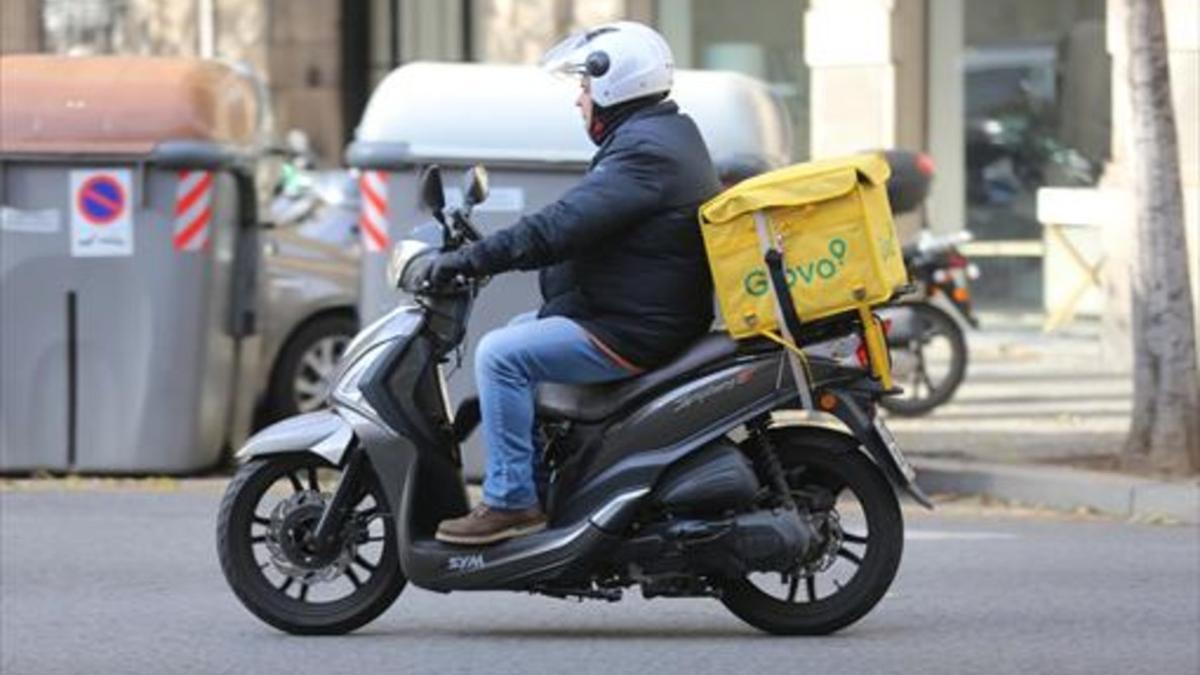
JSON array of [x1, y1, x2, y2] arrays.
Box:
[[216, 165, 931, 636]]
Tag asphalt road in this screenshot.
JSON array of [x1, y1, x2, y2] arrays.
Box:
[[1, 483, 1197, 675]]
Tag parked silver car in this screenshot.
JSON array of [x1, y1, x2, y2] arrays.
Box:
[[255, 167, 360, 423]]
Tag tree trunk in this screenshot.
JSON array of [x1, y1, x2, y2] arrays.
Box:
[[1123, 0, 1200, 473]]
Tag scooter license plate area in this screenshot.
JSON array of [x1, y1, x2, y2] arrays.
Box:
[[873, 415, 915, 481]]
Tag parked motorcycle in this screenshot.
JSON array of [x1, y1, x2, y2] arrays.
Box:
[[879, 231, 980, 416], [216, 164, 930, 637], [868, 151, 979, 417]]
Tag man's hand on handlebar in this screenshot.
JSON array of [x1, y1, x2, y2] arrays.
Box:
[[424, 249, 474, 288]]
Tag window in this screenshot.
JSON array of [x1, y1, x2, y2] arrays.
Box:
[[658, 0, 808, 159], [470, 0, 627, 64], [42, 0, 197, 56], [962, 0, 1109, 310]]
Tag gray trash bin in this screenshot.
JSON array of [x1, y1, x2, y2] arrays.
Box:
[[0, 55, 263, 473], [345, 63, 792, 478]]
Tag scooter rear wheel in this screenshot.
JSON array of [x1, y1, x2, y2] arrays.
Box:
[[721, 428, 903, 635], [216, 454, 406, 634]]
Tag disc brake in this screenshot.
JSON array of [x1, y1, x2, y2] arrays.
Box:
[[264, 490, 356, 584]]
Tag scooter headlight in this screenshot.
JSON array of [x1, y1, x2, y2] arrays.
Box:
[[386, 239, 436, 289]]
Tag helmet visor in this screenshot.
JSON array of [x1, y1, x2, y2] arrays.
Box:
[[539, 26, 620, 76], [540, 32, 589, 76]]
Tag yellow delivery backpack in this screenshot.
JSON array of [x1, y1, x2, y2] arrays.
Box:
[[699, 153, 908, 389]]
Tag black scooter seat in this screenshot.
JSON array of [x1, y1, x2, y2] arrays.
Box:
[[535, 332, 740, 423]]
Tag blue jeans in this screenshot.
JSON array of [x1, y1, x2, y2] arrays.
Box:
[[476, 312, 632, 510]]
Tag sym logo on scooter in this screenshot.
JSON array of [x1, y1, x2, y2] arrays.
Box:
[[447, 554, 486, 572]]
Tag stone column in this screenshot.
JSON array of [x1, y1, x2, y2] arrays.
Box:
[[657, 0, 694, 68], [805, 0, 927, 239], [0, 0, 40, 54], [924, 0, 965, 236], [400, 0, 466, 62], [267, 0, 344, 164]]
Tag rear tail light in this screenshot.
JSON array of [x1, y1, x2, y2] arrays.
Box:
[[855, 318, 892, 368], [818, 392, 839, 411], [947, 252, 970, 269], [915, 153, 936, 177], [804, 329, 880, 371]]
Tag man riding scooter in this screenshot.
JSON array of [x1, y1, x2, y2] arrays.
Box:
[[423, 22, 721, 545]]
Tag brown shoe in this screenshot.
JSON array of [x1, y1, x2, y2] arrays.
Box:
[[435, 504, 547, 546]]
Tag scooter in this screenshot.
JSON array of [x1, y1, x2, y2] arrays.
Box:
[[216, 164, 930, 636]]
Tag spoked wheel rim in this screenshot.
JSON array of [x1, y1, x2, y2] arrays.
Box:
[[292, 335, 350, 413], [742, 466, 873, 608], [720, 432, 903, 635], [883, 304, 967, 415], [242, 459, 390, 608], [896, 319, 956, 404]]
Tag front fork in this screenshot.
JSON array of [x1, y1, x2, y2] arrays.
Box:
[[309, 446, 370, 556]]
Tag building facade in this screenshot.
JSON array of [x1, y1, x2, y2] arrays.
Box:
[[2, 0, 1197, 339]]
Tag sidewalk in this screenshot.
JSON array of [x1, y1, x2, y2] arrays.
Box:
[[888, 315, 1199, 523]]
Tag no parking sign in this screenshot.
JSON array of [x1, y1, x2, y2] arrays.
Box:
[[70, 169, 133, 257]]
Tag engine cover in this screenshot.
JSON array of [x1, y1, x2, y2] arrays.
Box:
[[614, 507, 814, 579], [651, 438, 759, 516]]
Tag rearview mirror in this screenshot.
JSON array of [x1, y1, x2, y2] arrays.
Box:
[[418, 165, 446, 214], [462, 165, 489, 208]]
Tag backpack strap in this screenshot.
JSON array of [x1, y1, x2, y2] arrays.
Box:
[[753, 210, 814, 410]]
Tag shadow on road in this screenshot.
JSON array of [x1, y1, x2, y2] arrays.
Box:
[[285, 620, 913, 642]]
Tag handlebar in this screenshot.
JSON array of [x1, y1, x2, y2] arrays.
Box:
[[397, 245, 489, 298], [903, 230, 973, 263], [449, 207, 483, 243], [916, 230, 973, 254], [421, 275, 479, 296]]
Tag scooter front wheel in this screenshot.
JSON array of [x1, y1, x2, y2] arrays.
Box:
[[216, 454, 405, 634]]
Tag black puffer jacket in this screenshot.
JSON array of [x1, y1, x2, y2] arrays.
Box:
[[459, 100, 720, 369]]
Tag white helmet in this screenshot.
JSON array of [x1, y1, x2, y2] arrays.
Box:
[[541, 21, 674, 107]]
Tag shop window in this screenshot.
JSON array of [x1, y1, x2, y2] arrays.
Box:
[[681, 0, 807, 160], [962, 0, 1110, 310], [42, 0, 197, 56]]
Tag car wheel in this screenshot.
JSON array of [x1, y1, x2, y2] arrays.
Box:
[[266, 314, 357, 421]]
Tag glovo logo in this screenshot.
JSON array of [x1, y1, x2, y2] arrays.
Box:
[[743, 238, 849, 297]]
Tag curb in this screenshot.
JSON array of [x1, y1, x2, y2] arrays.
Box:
[[913, 457, 1200, 524]]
